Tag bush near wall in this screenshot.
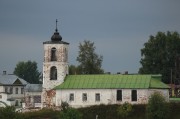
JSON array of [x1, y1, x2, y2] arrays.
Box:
[[19, 108, 60, 119], [4, 103, 180, 119], [78, 104, 146, 119]]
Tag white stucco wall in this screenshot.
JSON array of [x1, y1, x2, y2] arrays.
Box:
[[148, 89, 169, 101], [56, 89, 167, 108]]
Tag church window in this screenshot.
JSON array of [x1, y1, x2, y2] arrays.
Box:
[[50, 66, 57, 80], [82, 93, 87, 101], [95, 93, 100, 101], [132, 90, 137, 101], [117, 90, 122, 101], [69, 93, 74, 101], [51, 47, 57, 61]]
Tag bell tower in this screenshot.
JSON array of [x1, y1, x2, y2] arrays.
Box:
[[42, 20, 69, 107]]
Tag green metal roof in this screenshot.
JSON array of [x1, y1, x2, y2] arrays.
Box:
[[150, 78, 169, 89], [55, 74, 169, 89]]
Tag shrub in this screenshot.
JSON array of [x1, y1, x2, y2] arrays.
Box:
[[146, 92, 169, 119], [0, 106, 17, 119], [60, 107, 82, 119], [61, 101, 69, 112], [117, 102, 133, 119], [19, 108, 60, 119]]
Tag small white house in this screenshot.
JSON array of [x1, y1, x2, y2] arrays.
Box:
[[0, 71, 27, 107]]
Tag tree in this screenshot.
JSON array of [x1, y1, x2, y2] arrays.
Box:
[[146, 92, 169, 119], [77, 40, 104, 74], [139, 31, 180, 83], [69, 65, 80, 75], [14, 60, 41, 84]]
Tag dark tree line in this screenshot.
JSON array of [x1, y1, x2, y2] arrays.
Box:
[[139, 31, 180, 83], [14, 61, 41, 84]]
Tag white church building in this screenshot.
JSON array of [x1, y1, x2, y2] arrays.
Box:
[[41, 21, 169, 108]]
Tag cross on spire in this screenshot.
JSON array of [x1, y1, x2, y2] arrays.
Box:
[[55, 19, 58, 32]]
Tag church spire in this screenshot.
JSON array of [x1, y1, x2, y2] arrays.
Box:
[[51, 19, 62, 41]]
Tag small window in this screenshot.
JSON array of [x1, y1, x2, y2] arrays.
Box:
[[5, 87, 8, 93], [117, 90, 122, 101], [34, 96, 41, 103], [50, 66, 57, 80], [69, 93, 74, 101], [21, 88, 24, 94], [15, 100, 18, 106], [0, 95, 2, 99], [10, 87, 13, 94], [16, 88, 18, 94], [82, 93, 87, 101], [132, 90, 137, 101], [95, 93, 100, 102], [51, 47, 57, 61]]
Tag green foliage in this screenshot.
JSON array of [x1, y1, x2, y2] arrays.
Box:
[[60, 107, 82, 119], [61, 101, 69, 112], [78, 104, 146, 119], [77, 40, 104, 74], [14, 60, 41, 84], [19, 108, 60, 119], [139, 31, 180, 83], [117, 102, 133, 119], [146, 92, 169, 119], [69, 65, 81, 75], [0, 106, 17, 119], [4, 104, 180, 119]]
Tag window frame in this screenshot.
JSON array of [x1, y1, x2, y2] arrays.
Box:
[[117, 90, 122, 101], [5, 87, 8, 93], [50, 66, 57, 80], [15, 88, 18, 94], [21, 88, 24, 94], [95, 93, 100, 102], [69, 93, 74, 101], [131, 90, 137, 101], [51, 47, 57, 61], [82, 93, 87, 102], [10, 87, 13, 94]]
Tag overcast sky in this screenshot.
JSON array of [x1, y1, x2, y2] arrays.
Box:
[[0, 0, 180, 74]]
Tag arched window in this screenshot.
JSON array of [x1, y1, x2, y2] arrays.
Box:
[[50, 66, 57, 80], [51, 47, 57, 61]]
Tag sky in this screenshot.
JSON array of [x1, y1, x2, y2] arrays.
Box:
[[0, 0, 180, 74]]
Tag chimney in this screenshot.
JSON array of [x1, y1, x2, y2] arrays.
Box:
[[124, 71, 128, 74], [106, 72, 111, 74], [117, 72, 121, 74], [3, 71, 7, 75]]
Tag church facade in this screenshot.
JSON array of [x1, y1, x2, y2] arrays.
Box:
[[41, 21, 169, 108]]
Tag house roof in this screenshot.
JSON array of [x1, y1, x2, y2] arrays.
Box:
[[0, 74, 27, 85], [55, 74, 169, 89], [25, 84, 42, 92]]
